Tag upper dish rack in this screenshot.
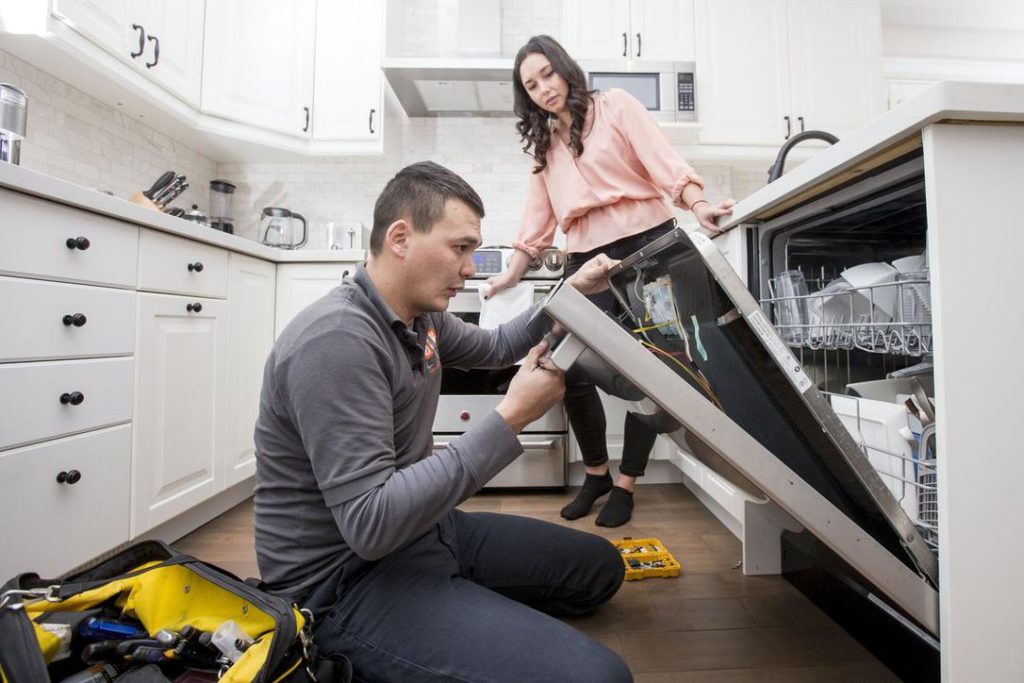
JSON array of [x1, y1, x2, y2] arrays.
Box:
[[760, 272, 932, 356]]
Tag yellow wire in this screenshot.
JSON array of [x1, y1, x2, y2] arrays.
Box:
[[631, 321, 677, 333], [641, 340, 724, 410]]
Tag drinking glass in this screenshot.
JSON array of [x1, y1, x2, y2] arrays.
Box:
[[772, 269, 809, 346]]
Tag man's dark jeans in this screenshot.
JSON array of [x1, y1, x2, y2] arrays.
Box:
[[307, 510, 632, 682]]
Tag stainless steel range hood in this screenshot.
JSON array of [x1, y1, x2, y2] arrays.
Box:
[[382, 57, 516, 117]]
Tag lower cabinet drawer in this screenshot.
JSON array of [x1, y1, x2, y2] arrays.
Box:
[[0, 425, 132, 578], [0, 276, 136, 362], [0, 357, 134, 451]]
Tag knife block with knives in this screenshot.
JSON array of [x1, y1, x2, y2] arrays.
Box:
[[129, 171, 189, 213]]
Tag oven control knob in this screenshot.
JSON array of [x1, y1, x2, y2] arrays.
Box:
[[460, 410, 471, 422], [526, 257, 542, 271], [543, 250, 564, 272]]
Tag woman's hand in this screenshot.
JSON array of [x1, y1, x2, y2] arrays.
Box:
[[483, 271, 518, 299], [693, 199, 737, 235]]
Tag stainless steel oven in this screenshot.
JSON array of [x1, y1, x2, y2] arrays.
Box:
[[433, 247, 567, 488]]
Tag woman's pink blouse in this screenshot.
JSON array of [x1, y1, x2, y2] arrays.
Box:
[[514, 88, 704, 257]]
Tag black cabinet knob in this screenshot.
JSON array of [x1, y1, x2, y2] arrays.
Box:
[[56, 469, 82, 484], [60, 391, 85, 406], [62, 313, 88, 327], [186, 302, 203, 313], [65, 236, 91, 250], [187, 261, 204, 272]]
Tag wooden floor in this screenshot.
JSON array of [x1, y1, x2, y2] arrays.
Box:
[[175, 483, 897, 681]]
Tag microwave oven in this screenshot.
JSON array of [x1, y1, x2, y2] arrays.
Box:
[[581, 60, 696, 123]]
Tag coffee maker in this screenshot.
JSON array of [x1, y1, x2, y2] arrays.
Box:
[[208, 180, 236, 233], [0, 83, 28, 165]]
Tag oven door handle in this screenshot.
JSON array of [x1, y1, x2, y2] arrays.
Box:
[[433, 438, 558, 450]]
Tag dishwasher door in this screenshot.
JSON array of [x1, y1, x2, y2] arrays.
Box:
[[537, 227, 939, 638]]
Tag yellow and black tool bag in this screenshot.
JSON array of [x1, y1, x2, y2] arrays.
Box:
[[0, 541, 350, 683]]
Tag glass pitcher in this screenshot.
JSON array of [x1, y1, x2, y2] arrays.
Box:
[[260, 207, 307, 249]]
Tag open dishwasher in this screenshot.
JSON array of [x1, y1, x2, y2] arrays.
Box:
[[537, 150, 941, 677]]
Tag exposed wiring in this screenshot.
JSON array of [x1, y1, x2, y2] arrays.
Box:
[[640, 340, 723, 410]]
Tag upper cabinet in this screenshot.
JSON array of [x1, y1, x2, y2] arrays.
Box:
[[694, 0, 883, 145], [312, 0, 384, 143], [50, 0, 205, 106], [201, 0, 316, 138], [562, 0, 695, 63]]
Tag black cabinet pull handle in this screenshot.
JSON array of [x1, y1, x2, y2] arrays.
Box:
[[186, 302, 203, 313], [56, 469, 82, 485], [369, 108, 375, 134], [62, 313, 88, 327], [187, 261, 204, 272], [797, 115, 805, 133], [622, 32, 627, 57], [66, 236, 91, 250], [130, 24, 145, 58], [783, 115, 791, 140], [145, 34, 160, 68], [636, 33, 641, 58], [303, 106, 310, 132], [342, 270, 350, 278], [60, 391, 85, 406]]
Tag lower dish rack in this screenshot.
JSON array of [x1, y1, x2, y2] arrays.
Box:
[[827, 393, 939, 553]]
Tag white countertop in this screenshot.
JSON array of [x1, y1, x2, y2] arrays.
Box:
[[721, 81, 1024, 229], [0, 163, 365, 264]]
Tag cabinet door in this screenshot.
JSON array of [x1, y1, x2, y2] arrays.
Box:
[[630, 0, 695, 62], [563, 0, 632, 60], [0, 425, 132, 579], [274, 263, 354, 338], [694, 0, 790, 145], [224, 254, 275, 486], [51, 0, 131, 62], [787, 0, 883, 137], [201, 0, 316, 137], [131, 0, 206, 107], [312, 0, 383, 142], [132, 293, 227, 536]]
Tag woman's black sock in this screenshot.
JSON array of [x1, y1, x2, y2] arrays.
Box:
[[560, 472, 614, 520], [595, 486, 634, 527]]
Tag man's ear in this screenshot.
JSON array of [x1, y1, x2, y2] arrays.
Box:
[[384, 219, 411, 258]]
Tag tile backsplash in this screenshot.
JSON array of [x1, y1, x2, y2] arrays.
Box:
[[0, 49, 216, 213]]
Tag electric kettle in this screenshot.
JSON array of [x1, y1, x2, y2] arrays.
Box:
[[260, 207, 307, 249]]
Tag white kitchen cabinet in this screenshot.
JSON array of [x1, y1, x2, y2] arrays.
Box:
[[694, 0, 882, 145], [131, 292, 227, 536], [562, 0, 695, 62], [223, 253, 275, 486], [0, 425, 132, 579], [274, 263, 356, 338], [201, 0, 316, 137], [312, 0, 383, 143], [50, 0, 205, 106]]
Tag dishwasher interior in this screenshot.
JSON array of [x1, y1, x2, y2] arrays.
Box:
[[751, 149, 940, 679], [755, 150, 938, 555]]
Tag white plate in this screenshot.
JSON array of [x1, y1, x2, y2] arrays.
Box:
[[840, 262, 898, 318]]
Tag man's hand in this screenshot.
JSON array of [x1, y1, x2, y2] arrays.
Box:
[[495, 341, 565, 433], [565, 253, 620, 296]]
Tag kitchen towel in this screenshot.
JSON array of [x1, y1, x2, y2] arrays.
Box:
[[478, 283, 535, 330]]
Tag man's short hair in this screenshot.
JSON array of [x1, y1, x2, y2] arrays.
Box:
[[370, 161, 485, 255]]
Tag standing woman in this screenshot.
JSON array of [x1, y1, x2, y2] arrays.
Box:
[[486, 35, 735, 527]]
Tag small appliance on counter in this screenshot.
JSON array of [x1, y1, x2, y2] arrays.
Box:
[[260, 206, 307, 249], [209, 179, 236, 233], [184, 204, 209, 226], [0, 83, 28, 165]]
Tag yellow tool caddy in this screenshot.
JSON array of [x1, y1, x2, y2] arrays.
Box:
[[612, 537, 681, 580]]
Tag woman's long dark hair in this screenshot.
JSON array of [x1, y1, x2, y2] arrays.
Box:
[[513, 35, 594, 174]]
